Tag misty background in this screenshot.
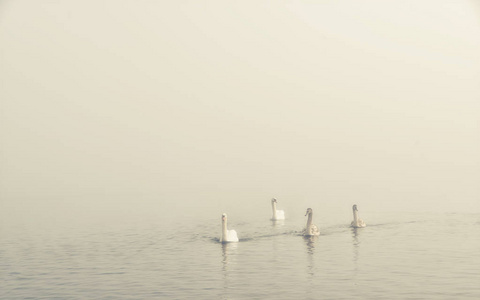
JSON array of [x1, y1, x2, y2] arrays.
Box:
[[1, 1, 479, 228]]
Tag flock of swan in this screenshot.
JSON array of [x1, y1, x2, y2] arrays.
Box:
[[221, 198, 366, 243]]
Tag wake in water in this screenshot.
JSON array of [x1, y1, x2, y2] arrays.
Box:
[[202, 205, 442, 244], [211, 230, 298, 243]]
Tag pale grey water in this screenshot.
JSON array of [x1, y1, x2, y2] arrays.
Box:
[[1, 211, 479, 299]]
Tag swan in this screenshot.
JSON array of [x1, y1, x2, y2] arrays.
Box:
[[350, 204, 366, 228], [304, 208, 320, 236], [271, 198, 285, 220], [221, 213, 239, 243]]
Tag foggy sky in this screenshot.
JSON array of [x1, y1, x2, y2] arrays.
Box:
[[1, 1, 479, 225]]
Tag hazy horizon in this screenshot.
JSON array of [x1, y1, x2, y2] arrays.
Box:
[[1, 1, 479, 227]]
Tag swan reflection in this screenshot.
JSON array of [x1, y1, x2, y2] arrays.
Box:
[[351, 227, 361, 248], [271, 219, 285, 227], [303, 235, 317, 256], [303, 235, 318, 277], [221, 242, 238, 270], [303, 235, 317, 299], [221, 242, 237, 299], [351, 227, 360, 271]]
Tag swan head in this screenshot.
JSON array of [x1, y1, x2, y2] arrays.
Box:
[[305, 208, 313, 216], [222, 213, 227, 221], [353, 204, 358, 211], [271, 198, 277, 203]]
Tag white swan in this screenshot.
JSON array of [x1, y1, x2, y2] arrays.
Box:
[[221, 213, 239, 243], [350, 204, 366, 228], [271, 198, 285, 220], [304, 208, 320, 236]]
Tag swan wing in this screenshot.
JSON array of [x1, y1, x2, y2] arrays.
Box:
[[310, 224, 320, 236], [304, 224, 320, 236], [351, 219, 366, 228], [227, 229, 239, 242], [276, 210, 285, 220]]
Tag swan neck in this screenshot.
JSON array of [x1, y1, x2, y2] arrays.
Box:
[[272, 202, 277, 218], [353, 210, 358, 223], [222, 219, 228, 241], [306, 212, 313, 228]]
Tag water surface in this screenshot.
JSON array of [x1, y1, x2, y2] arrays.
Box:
[[2, 211, 479, 299]]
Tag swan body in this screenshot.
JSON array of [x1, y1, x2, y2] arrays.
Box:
[[304, 208, 320, 236], [350, 204, 366, 228], [271, 198, 285, 220], [221, 213, 239, 243]]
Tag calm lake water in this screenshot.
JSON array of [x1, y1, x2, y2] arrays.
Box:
[[1, 210, 479, 299]]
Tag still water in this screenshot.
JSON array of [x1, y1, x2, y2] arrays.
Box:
[[1, 210, 479, 299]]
